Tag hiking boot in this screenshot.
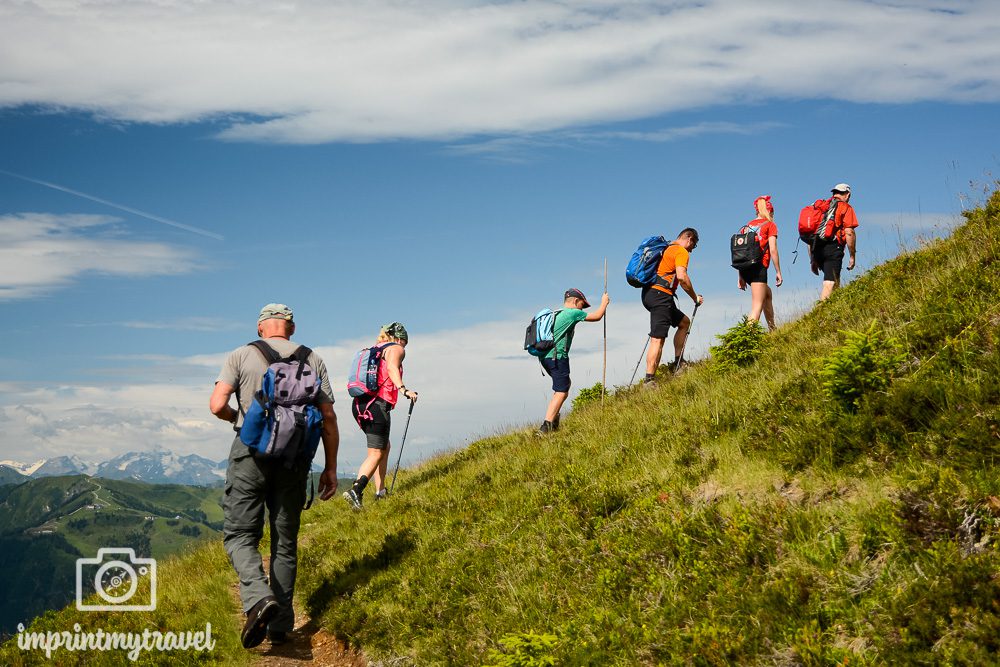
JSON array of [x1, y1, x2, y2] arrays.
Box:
[[535, 420, 555, 436], [552, 414, 560, 431], [267, 630, 288, 646], [642, 378, 658, 390], [374, 489, 388, 501], [242, 596, 279, 649], [342, 488, 362, 510]]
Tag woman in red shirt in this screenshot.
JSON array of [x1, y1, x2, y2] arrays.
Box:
[[737, 196, 782, 331]]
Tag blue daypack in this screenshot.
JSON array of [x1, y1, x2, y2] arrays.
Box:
[[524, 309, 562, 357], [346, 343, 399, 398], [237, 341, 323, 468], [625, 235, 671, 288]]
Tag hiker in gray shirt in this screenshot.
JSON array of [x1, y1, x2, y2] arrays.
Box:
[[209, 303, 340, 649]]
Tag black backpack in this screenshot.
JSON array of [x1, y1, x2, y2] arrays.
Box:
[[730, 223, 764, 270]]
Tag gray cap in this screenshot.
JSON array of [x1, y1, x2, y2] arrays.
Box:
[[832, 183, 852, 194], [258, 303, 294, 323]]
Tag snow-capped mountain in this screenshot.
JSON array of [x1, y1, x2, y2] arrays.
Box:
[[31, 455, 96, 478], [0, 459, 48, 476], [95, 451, 225, 486], [1, 452, 225, 486]]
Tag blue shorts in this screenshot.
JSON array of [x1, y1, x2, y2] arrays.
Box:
[[541, 357, 571, 393]]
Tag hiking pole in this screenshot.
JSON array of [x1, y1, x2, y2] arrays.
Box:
[[629, 336, 651, 386], [675, 302, 700, 371], [602, 257, 608, 405], [388, 398, 416, 495]]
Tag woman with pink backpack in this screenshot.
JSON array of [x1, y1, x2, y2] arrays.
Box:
[[343, 322, 418, 509]]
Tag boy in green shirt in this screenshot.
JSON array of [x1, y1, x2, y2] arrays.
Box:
[[537, 288, 610, 435]]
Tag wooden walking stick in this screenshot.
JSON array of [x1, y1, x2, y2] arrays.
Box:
[[602, 257, 608, 405]]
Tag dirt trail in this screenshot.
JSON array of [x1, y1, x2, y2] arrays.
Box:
[[228, 558, 367, 667]]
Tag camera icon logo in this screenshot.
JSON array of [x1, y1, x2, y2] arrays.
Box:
[[76, 547, 157, 612]]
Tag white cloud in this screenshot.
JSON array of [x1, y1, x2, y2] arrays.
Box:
[[444, 120, 785, 161], [0, 212, 198, 300], [1, 1, 998, 143]]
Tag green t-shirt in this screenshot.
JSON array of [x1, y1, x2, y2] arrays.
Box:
[[544, 308, 589, 359]]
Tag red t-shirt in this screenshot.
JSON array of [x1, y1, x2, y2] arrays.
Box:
[[743, 218, 778, 268], [832, 201, 859, 244]]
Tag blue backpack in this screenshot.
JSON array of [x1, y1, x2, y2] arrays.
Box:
[[625, 235, 671, 288], [346, 343, 399, 398], [524, 309, 561, 357], [237, 341, 323, 468]]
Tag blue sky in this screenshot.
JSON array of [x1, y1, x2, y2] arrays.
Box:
[[1, 1, 999, 473]]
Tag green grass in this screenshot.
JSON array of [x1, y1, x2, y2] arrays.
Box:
[[4, 188, 1000, 665]]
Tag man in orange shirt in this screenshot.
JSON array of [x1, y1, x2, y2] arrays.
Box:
[[810, 183, 859, 300], [641, 228, 704, 384]]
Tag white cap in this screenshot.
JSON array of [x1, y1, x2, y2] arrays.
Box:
[[831, 183, 852, 193]]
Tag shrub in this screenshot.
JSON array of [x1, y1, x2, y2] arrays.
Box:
[[572, 382, 605, 410], [710, 316, 767, 370], [485, 632, 559, 667], [819, 322, 906, 412]]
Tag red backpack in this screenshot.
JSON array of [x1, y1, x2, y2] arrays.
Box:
[[798, 198, 833, 243]]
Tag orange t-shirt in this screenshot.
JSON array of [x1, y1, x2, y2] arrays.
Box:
[[651, 243, 689, 295]]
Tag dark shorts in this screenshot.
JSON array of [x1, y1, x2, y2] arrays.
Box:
[[541, 356, 571, 393], [641, 287, 686, 339], [353, 397, 392, 449], [738, 263, 769, 285], [813, 239, 845, 282]]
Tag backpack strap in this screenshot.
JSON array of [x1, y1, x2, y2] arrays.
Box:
[[290, 345, 313, 381], [248, 340, 283, 365], [373, 342, 400, 389], [232, 340, 282, 431], [651, 243, 679, 291]]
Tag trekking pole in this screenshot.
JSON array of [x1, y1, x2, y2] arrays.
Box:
[[602, 257, 608, 405], [388, 398, 416, 495], [675, 302, 700, 371], [628, 336, 651, 386]]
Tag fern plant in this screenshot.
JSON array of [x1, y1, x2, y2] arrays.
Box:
[[820, 321, 906, 412], [710, 316, 767, 371]]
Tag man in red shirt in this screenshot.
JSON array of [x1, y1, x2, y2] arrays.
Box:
[[641, 228, 704, 384], [810, 183, 859, 300]]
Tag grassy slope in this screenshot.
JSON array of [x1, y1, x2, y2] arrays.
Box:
[[3, 190, 999, 665], [295, 190, 1000, 665]]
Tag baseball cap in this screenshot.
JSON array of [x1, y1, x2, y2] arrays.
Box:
[[382, 321, 409, 342], [564, 288, 591, 308], [831, 183, 852, 194], [258, 303, 294, 323]]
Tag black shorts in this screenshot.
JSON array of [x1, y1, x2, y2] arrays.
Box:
[[641, 287, 686, 339], [738, 263, 768, 285], [353, 397, 392, 449], [813, 239, 845, 282], [540, 356, 571, 393]]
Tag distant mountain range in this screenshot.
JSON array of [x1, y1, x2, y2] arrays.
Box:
[[1, 450, 326, 487], [0, 451, 226, 487]]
